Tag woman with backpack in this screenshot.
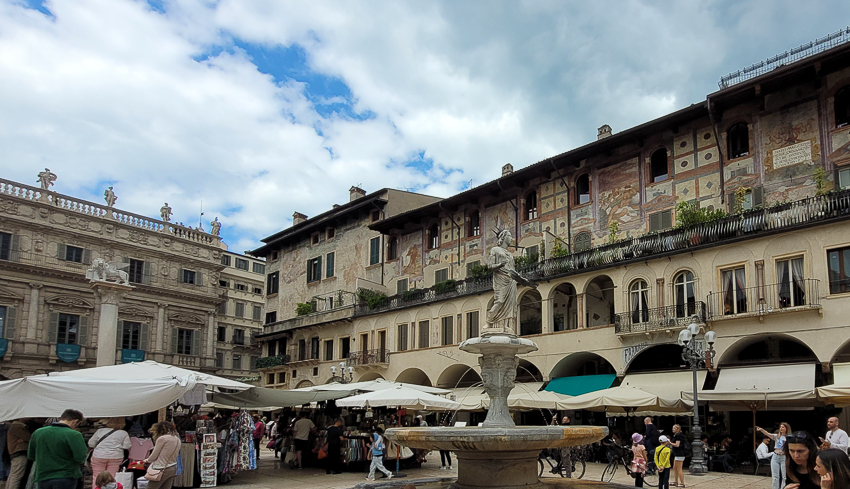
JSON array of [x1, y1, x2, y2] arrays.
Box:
[[670, 424, 688, 487]]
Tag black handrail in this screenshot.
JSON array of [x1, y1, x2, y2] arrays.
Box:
[[706, 279, 820, 319], [614, 302, 707, 334]]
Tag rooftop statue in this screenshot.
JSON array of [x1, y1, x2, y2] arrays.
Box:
[[104, 186, 117, 207], [37, 168, 57, 190], [210, 217, 221, 236], [160, 203, 173, 222]]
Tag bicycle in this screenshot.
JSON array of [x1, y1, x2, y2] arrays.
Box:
[[537, 447, 586, 479], [600, 444, 658, 487]]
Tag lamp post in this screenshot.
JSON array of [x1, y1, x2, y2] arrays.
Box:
[[677, 318, 716, 475], [330, 362, 355, 384]]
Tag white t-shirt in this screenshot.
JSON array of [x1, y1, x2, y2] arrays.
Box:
[[293, 418, 315, 441], [89, 428, 132, 459]]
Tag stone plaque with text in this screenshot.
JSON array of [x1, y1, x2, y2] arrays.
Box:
[[772, 140, 812, 169]]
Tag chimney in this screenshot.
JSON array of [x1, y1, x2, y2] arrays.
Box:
[[597, 124, 613, 140], [292, 212, 307, 225], [349, 186, 366, 202], [502, 163, 514, 176]]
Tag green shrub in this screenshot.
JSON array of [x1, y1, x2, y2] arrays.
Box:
[[551, 240, 569, 258], [514, 253, 539, 267], [433, 279, 457, 294], [468, 264, 491, 279], [401, 289, 421, 301], [608, 221, 620, 243], [675, 200, 727, 228], [357, 288, 389, 309], [296, 302, 314, 316]]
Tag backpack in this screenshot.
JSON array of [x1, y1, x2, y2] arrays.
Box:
[[683, 437, 692, 455]]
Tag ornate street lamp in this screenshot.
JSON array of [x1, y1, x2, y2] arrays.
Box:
[[677, 319, 716, 475], [330, 362, 355, 384]]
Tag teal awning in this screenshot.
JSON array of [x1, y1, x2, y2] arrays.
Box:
[[544, 374, 617, 397]]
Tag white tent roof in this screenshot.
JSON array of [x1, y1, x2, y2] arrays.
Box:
[[336, 385, 461, 410], [207, 386, 353, 409], [291, 379, 450, 395], [0, 376, 194, 421], [48, 360, 252, 390], [683, 363, 818, 410], [448, 382, 572, 411]]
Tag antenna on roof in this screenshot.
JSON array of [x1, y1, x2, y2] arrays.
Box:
[[198, 200, 205, 231]]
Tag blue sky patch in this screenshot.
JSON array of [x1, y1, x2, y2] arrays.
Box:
[[22, 0, 52, 17]]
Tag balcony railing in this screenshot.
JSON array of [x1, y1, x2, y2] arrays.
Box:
[[707, 279, 820, 320], [354, 276, 493, 316], [287, 346, 319, 363], [347, 348, 389, 366], [256, 354, 290, 369], [614, 302, 707, 335]]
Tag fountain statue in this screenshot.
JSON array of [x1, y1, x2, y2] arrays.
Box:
[[386, 230, 610, 489]]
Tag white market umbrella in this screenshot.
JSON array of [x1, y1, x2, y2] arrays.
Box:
[[336, 385, 461, 410], [291, 378, 450, 395], [48, 360, 253, 391], [558, 385, 693, 416]]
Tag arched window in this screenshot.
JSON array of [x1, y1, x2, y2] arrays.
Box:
[[727, 123, 749, 159], [576, 174, 590, 205], [674, 271, 696, 318], [524, 191, 538, 220], [630, 280, 649, 324], [387, 236, 398, 260], [837, 86, 850, 128], [468, 210, 481, 237], [428, 223, 439, 249], [650, 148, 668, 183]]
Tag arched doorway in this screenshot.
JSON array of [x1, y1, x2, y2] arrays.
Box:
[[519, 290, 542, 336], [395, 368, 432, 386], [586, 275, 615, 327], [718, 334, 817, 367], [550, 352, 617, 379], [551, 283, 578, 331], [625, 344, 688, 372], [436, 364, 482, 388]]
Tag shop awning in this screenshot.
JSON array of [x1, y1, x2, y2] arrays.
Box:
[[544, 374, 616, 397], [683, 363, 818, 411], [207, 386, 352, 409], [832, 362, 850, 384], [448, 382, 572, 411], [622, 370, 707, 399]]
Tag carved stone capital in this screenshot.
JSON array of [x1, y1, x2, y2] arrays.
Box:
[[157, 302, 169, 309], [29, 282, 44, 289], [95, 288, 127, 306]]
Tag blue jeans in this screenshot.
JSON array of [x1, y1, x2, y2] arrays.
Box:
[[770, 454, 786, 489], [38, 478, 78, 489]]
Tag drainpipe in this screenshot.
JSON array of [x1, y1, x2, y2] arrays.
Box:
[[550, 160, 573, 253], [707, 96, 727, 206], [439, 202, 462, 279]]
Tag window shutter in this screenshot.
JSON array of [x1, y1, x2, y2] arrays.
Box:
[[82, 249, 92, 265], [648, 212, 660, 232], [661, 210, 672, 230], [140, 324, 149, 351], [171, 328, 179, 354], [78, 316, 88, 346], [142, 261, 151, 285], [326, 253, 334, 278], [305, 259, 312, 282], [117, 320, 124, 348], [196, 272, 204, 286], [316, 256, 322, 281], [9, 235, 20, 262], [192, 330, 202, 356], [4, 306, 16, 339], [48, 312, 59, 343], [752, 186, 764, 207], [178, 268, 184, 283], [57, 244, 66, 260]]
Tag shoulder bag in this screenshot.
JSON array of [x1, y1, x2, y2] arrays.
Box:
[[85, 429, 119, 476]]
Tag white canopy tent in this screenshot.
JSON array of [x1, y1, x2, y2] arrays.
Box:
[[290, 379, 450, 395], [206, 386, 353, 409], [48, 360, 253, 391], [448, 382, 573, 411], [557, 385, 693, 417], [336, 385, 461, 410], [0, 375, 194, 421], [681, 363, 818, 410]]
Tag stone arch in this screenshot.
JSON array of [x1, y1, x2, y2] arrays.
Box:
[[295, 380, 314, 389], [585, 275, 615, 327], [548, 281, 578, 332], [519, 289, 542, 335], [438, 302, 457, 318], [762, 235, 813, 285], [517, 359, 543, 383], [396, 368, 432, 386], [549, 352, 617, 379], [830, 337, 850, 364], [436, 364, 481, 388], [716, 333, 817, 368], [415, 307, 432, 323], [460, 297, 482, 313], [358, 372, 385, 382], [624, 344, 687, 373]]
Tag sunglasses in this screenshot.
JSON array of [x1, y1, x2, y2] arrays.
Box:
[[785, 432, 810, 443]]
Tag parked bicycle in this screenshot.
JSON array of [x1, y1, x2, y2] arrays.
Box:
[[538, 446, 587, 479], [601, 443, 658, 487]]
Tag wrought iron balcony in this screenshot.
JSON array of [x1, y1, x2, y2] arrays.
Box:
[[256, 354, 290, 370], [707, 279, 821, 320], [347, 348, 389, 366], [354, 276, 492, 316], [614, 302, 707, 335]]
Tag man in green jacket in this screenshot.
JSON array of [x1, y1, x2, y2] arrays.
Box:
[[27, 410, 88, 489]]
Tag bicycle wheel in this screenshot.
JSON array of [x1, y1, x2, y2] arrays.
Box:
[[571, 459, 586, 479], [538, 458, 544, 477], [601, 461, 618, 482], [642, 461, 659, 487]]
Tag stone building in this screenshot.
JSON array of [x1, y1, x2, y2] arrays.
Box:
[[215, 250, 266, 380], [253, 32, 850, 432], [0, 176, 263, 380]]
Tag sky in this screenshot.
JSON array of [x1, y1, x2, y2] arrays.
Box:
[[1, 1, 849, 254]]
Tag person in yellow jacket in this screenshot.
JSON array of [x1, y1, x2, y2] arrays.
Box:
[[654, 435, 672, 489]]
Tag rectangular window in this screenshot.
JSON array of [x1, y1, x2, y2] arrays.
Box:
[[828, 247, 850, 294], [235, 302, 245, 318], [252, 305, 262, 321], [648, 210, 673, 232], [0, 306, 6, 338], [181, 269, 196, 285], [278, 372, 286, 384], [250, 356, 258, 369], [128, 259, 145, 284], [265, 311, 277, 324], [326, 252, 335, 278], [435, 268, 449, 284], [324, 339, 334, 361], [310, 337, 320, 360], [466, 311, 479, 339], [65, 245, 84, 263], [232, 354, 242, 370], [267, 271, 279, 294], [327, 227, 335, 240], [311, 233, 320, 245], [838, 168, 850, 190], [267, 374, 274, 385], [221, 255, 231, 266], [418, 320, 429, 349], [0, 232, 11, 261], [235, 258, 249, 270], [233, 329, 245, 345], [216, 352, 224, 368], [397, 323, 408, 351], [176, 329, 194, 355], [441, 316, 453, 346], [253, 286, 262, 294], [720, 267, 747, 315], [252, 262, 265, 274], [219, 280, 229, 288], [369, 237, 381, 265], [58, 313, 79, 344], [777, 257, 806, 307], [397, 278, 408, 294], [271, 251, 280, 261], [217, 326, 226, 342], [121, 321, 142, 350], [340, 337, 350, 359], [235, 283, 247, 291], [370, 209, 380, 222], [307, 257, 322, 283], [466, 261, 480, 277], [217, 301, 227, 315]]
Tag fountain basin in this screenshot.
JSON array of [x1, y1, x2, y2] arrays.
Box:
[[386, 426, 608, 489]]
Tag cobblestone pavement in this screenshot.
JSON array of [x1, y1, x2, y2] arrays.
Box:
[[225, 451, 772, 489]]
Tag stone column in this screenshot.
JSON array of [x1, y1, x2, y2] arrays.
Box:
[[656, 278, 665, 308], [91, 282, 132, 367], [26, 282, 43, 342], [576, 293, 585, 329], [207, 310, 216, 360], [155, 303, 168, 352]]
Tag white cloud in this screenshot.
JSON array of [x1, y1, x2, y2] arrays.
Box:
[[1, 0, 848, 251]]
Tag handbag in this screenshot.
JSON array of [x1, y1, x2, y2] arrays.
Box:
[[85, 429, 119, 476], [144, 466, 164, 482], [114, 470, 134, 489], [317, 444, 328, 460], [266, 439, 276, 449]]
